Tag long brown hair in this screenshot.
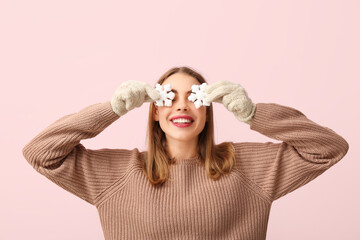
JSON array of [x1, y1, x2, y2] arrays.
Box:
[[143, 66, 235, 186]]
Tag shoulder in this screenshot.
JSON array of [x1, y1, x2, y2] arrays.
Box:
[[231, 141, 281, 153], [230, 141, 282, 168], [86, 147, 147, 169]]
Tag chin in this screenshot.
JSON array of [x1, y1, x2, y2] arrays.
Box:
[[166, 134, 198, 142]]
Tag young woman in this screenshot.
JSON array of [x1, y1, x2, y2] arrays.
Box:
[[23, 66, 349, 239]]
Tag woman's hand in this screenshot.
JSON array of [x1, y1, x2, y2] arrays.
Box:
[[204, 81, 256, 124], [111, 81, 160, 116]]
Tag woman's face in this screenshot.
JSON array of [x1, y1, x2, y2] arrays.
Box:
[[153, 73, 207, 143]]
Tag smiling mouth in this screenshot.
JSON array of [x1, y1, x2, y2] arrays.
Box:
[[170, 119, 194, 123], [170, 120, 194, 128]]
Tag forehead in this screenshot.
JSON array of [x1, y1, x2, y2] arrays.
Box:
[[162, 73, 200, 91]]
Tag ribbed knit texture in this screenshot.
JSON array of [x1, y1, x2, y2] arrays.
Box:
[[22, 101, 349, 240]]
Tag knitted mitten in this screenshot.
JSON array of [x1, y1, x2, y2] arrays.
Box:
[[111, 80, 160, 116], [204, 81, 256, 125]]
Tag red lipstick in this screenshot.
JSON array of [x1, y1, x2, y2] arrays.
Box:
[[170, 115, 194, 128]]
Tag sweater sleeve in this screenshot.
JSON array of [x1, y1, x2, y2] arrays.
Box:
[[232, 103, 349, 202], [22, 101, 137, 205]]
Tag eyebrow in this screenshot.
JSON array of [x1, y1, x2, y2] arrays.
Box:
[[172, 89, 192, 94]]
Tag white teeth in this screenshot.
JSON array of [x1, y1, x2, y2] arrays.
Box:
[[172, 118, 192, 123]]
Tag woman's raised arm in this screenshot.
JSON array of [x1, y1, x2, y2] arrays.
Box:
[[205, 81, 349, 202], [232, 103, 349, 202], [22, 81, 160, 205]]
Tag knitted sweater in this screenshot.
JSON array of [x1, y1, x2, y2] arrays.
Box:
[[22, 101, 349, 240]]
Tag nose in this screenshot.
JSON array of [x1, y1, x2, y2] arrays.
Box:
[[176, 105, 188, 111], [174, 96, 189, 111]]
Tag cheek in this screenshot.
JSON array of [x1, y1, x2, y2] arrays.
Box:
[[191, 108, 207, 128], [158, 108, 171, 121], [199, 108, 207, 121], [157, 108, 173, 133]]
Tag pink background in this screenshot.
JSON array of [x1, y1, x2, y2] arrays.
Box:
[[1, 0, 359, 239]]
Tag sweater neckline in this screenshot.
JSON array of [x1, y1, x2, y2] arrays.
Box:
[[172, 155, 202, 165]]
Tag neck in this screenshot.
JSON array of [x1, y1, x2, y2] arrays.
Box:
[[166, 137, 199, 160]]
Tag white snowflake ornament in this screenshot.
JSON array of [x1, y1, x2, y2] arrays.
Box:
[[155, 83, 175, 107], [188, 83, 211, 109]]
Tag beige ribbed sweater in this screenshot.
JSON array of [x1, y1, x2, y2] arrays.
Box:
[[22, 101, 349, 240]]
